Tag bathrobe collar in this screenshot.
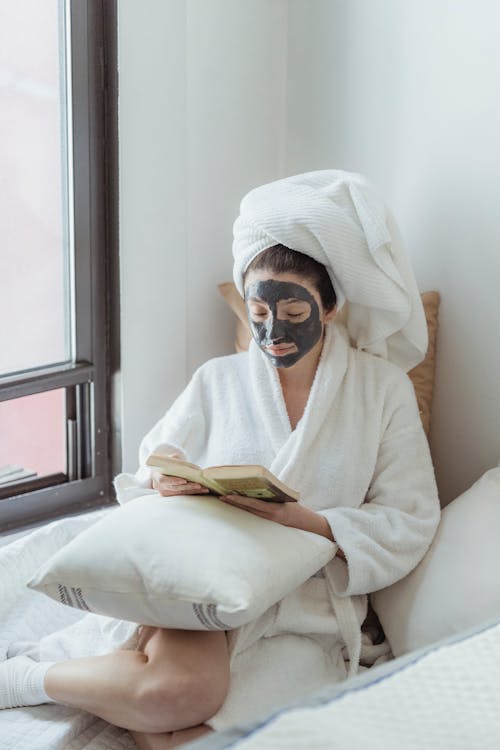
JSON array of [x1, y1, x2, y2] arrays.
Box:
[[248, 321, 350, 488]]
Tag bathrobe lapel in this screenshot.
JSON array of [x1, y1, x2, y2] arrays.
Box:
[[248, 322, 350, 491], [248, 338, 292, 456], [249, 322, 361, 679]]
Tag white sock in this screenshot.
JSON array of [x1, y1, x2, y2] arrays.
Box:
[[0, 656, 57, 709]]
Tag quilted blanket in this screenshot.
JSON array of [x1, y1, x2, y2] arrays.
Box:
[[183, 618, 500, 749]]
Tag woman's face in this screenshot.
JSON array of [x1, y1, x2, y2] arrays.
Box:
[[244, 269, 336, 369]]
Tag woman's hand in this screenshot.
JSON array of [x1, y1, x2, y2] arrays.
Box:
[[219, 494, 335, 542], [151, 471, 211, 497]]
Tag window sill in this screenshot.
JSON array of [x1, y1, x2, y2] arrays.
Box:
[[0, 503, 114, 548]]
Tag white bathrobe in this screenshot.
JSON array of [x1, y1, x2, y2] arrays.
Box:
[[114, 320, 440, 729]]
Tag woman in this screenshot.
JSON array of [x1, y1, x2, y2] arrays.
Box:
[[0, 170, 440, 749]]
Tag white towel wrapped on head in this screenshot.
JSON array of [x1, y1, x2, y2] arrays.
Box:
[[232, 169, 427, 372]]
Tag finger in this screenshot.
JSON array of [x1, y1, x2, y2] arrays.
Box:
[[219, 495, 259, 508], [167, 483, 210, 494], [152, 474, 187, 490], [159, 476, 188, 486], [220, 495, 280, 510], [220, 496, 271, 512], [220, 500, 274, 519]]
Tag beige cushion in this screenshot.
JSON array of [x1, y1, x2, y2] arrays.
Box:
[[218, 281, 253, 353], [408, 291, 440, 437], [218, 282, 440, 438]]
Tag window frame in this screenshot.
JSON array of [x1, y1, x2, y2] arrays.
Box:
[[0, 0, 118, 530]]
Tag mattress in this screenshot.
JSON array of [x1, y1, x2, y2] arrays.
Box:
[[182, 616, 500, 749]]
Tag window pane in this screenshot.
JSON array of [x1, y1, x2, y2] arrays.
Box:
[[0, 389, 66, 486], [0, 0, 71, 376]]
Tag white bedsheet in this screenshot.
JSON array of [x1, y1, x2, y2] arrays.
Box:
[[0, 511, 136, 750]]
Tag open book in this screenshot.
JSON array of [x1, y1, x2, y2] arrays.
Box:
[[145, 453, 299, 503]]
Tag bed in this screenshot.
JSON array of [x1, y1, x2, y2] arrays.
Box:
[[183, 616, 500, 750], [1, 506, 500, 750]]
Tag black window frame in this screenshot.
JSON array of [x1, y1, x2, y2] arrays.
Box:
[[0, 0, 118, 531]]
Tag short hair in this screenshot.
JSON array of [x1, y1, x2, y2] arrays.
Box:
[[243, 244, 337, 311]]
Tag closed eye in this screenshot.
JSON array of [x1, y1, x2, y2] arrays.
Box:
[[279, 301, 311, 318]]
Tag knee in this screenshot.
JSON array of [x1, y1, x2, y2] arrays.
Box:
[[134, 668, 228, 734], [177, 671, 227, 728]]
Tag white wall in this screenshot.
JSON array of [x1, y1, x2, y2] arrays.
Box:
[[286, 0, 500, 505], [119, 0, 500, 506], [118, 1, 288, 471], [118, 0, 188, 472], [185, 1, 288, 374]]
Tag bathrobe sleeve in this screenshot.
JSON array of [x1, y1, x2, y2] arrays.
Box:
[[113, 366, 209, 505], [319, 372, 441, 598]]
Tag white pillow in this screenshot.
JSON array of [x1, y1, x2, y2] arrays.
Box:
[[372, 466, 500, 656], [28, 495, 336, 630]]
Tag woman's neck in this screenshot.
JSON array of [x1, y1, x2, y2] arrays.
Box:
[[277, 335, 324, 431], [277, 333, 324, 394]]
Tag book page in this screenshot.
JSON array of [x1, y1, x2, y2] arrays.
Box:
[[211, 476, 297, 503]]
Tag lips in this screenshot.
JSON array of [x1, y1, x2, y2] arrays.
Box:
[[265, 344, 296, 355]]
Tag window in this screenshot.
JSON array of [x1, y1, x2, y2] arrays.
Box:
[[0, 0, 118, 529]]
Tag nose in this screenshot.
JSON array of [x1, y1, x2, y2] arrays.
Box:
[[265, 313, 287, 342]]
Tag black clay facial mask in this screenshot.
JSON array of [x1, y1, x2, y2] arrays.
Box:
[[245, 279, 323, 368]]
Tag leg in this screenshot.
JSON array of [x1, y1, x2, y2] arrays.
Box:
[[44, 626, 229, 733], [131, 724, 213, 750]]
